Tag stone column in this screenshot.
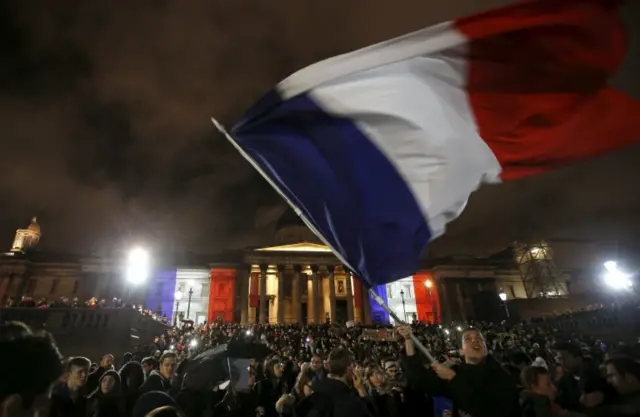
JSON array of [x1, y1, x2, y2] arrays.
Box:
[[362, 281, 372, 324], [455, 281, 467, 322], [293, 265, 303, 323], [438, 275, 452, 324], [327, 266, 336, 323], [277, 265, 285, 324], [311, 265, 320, 324], [259, 264, 267, 325], [345, 270, 354, 322], [238, 266, 250, 324]]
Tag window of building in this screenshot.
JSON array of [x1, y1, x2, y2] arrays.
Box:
[[72, 280, 80, 295], [50, 279, 60, 295], [404, 284, 413, 299], [201, 283, 210, 297]]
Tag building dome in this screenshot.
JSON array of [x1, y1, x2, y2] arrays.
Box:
[[275, 209, 305, 231], [274, 209, 320, 245], [27, 217, 41, 235]]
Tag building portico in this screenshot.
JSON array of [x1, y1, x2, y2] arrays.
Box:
[[241, 242, 368, 324]]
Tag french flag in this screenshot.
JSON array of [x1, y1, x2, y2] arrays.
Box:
[[220, 0, 640, 287]]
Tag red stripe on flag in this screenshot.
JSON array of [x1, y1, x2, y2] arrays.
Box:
[[455, 0, 640, 180]]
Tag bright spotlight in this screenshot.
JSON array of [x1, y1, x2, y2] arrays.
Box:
[[190, 339, 198, 347], [456, 326, 462, 331], [604, 261, 617, 272], [245, 330, 251, 336], [175, 290, 184, 301], [425, 280, 432, 288], [444, 329, 450, 335], [126, 247, 150, 285], [603, 261, 632, 290], [498, 291, 507, 302]]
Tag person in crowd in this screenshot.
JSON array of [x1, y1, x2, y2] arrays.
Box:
[[143, 405, 184, 417], [298, 347, 373, 417], [310, 355, 327, 381], [520, 366, 582, 417], [50, 356, 91, 417], [132, 391, 180, 417], [365, 366, 403, 417], [139, 352, 177, 394], [120, 361, 145, 415], [141, 357, 158, 379], [254, 358, 289, 417], [591, 356, 640, 416], [399, 324, 521, 417], [87, 354, 115, 393], [121, 352, 133, 368], [0, 321, 64, 417], [555, 342, 614, 412], [86, 370, 126, 417]]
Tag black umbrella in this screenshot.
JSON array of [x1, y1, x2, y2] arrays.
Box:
[[183, 342, 274, 391]]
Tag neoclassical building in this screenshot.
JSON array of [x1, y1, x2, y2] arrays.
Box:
[[1, 214, 597, 325]]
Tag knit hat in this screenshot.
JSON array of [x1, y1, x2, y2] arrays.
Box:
[[132, 391, 178, 417]]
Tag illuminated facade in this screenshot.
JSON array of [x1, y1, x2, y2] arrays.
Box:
[[0, 213, 583, 324]]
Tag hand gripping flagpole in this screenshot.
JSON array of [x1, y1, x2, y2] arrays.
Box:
[[212, 118, 437, 365]]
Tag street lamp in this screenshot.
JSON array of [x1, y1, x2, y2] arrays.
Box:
[[399, 289, 407, 322], [174, 290, 183, 326], [603, 261, 632, 290], [425, 280, 435, 323], [498, 290, 510, 318], [185, 280, 195, 320]]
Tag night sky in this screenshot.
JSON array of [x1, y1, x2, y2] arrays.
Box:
[[0, 0, 638, 262]]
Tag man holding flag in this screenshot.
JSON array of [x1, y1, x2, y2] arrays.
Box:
[[398, 325, 519, 417]]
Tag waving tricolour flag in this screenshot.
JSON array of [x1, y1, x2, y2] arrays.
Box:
[[218, 0, 640, 288]]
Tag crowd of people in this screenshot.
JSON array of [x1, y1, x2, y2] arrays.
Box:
[[3, 295, 171, 324], [1, 303, 640, 417]]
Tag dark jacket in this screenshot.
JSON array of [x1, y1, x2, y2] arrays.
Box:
[[297, 378, 373, 417], [49, 383, 88, 417], [254, 377, 289, 417], [556, 363, 615, 413], [590, 391, 640, 417], [139, 370, 173, 395], [86, 370, 126, 417], [403, 354, 520, 417]]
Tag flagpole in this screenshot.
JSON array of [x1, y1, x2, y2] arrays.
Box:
[[213, 118, 437, 365], [367, 287, 436, 364]]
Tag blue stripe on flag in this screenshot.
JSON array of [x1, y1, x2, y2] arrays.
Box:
[[231, 90, 431, 286]]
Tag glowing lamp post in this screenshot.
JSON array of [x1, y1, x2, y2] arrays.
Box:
[[174, 290, 183, 326], [603, 261, 632, 290], [498, 290, 510, 318], [425, 280, 435, 323]]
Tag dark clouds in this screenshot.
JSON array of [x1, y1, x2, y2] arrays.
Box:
[[0, 0, 638, 260]]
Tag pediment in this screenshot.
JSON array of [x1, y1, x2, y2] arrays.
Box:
[[254, 242, 331, 253]]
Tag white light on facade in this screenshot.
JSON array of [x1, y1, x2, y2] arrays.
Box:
[[126, 247, 150, 285], [498, 291, 507, 302]]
